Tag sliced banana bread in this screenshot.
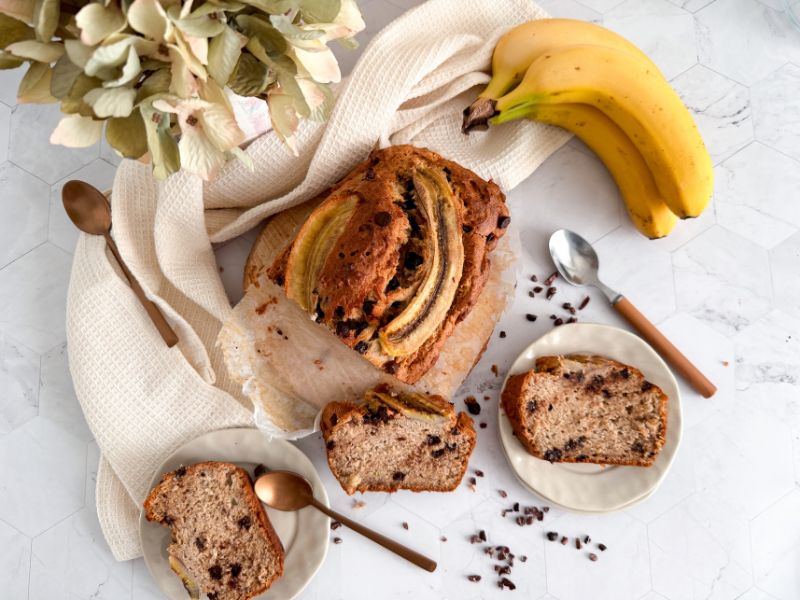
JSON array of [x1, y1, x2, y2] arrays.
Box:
[[321, 386, 476, 494], [501, 355, 668, 467], [144, 462, 284, 600]]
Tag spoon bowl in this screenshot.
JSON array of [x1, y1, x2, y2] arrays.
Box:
[[62, 180, 112, 235], [549, 229, 619, 302], [254, 471, 314, 511]]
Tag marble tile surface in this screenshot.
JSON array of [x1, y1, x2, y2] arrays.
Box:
[[0, 1, 799, 599]]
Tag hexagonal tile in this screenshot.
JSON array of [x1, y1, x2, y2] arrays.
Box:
[[750, 489, 800, 600], [440, 499, 547, 599], [0, 334, 39, 435], [666, 0, 714, 13], [535, 0, 603, 21], [604, 0, 697, 80], [576, 0, 626, 13], [132, 556, 168, 600], [99, 136, 123, 167], [624, 443, 694, 523], [696, 0, 800, 86], [671, 64, 754, 165], [736, 588, 784, 600], [688, 400, 794, 520], [0, 519, 31, 598], [39, 342, 93, 442], [511, 145, 622, 258], [9, 103, 100, 185], [0, 68, 24, 107], [0, 101, 9, 164], [672, 226, 771, 336], [656, 312, 734, 426], [49, 159, 117, 254], [716, 142, 800, 250], [340, 500, 443, 599], [29, 507, 133, 600], [0, 243, 72, 355], [648, 492, 752, 599], [734, 309, 800, 392], [752, 63, 800, 163], [0, 162, 50, 269], [544, 511, 650, 600], [0, 417, 86, 536], [593, 226, 676, 323], [771, 233, 800, 319]]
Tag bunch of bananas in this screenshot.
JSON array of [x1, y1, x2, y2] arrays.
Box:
[[462, 19, 713, 239]]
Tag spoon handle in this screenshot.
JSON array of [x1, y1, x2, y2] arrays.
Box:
[[614, 296, 716, 398], [103, 233, 179, 348], [308, 498, 437, 572]]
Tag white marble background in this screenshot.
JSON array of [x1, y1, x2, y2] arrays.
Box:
[[1, 0, 799, 599]]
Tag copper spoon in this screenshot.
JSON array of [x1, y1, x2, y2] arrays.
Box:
[[549, 229, 716, 398], [62, 180, 179, 348], [255, 471, 437, 572]]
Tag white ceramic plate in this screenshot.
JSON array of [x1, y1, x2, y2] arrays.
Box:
[[140, 428, 329, 600], [498, 323, 682, 512]]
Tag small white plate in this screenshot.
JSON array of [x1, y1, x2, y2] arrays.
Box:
[[140, 428, 329, 600], [498, 323, 682, 512]]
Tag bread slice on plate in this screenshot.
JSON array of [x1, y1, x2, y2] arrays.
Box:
[[501, 355, 668, 467], [321, 385, 476, 494], [143, 462, 284, 600]]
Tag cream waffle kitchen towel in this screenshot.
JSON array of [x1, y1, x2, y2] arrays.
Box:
[[66, 0, 570, 560]]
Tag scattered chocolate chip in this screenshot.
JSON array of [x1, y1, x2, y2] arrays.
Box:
[[528, 290, 536, 298], [550, 314, 557, 320], [516, 516, 525, 526], [464, 396, 481, 415], [520, 555, 528, 563], [209, 565, 223, 580], [499, 330, 507, 338], [402, 522, 409, 530], [497, 565, 511, 575], [498, 215, 511, 229], [468, 476, 477, 486], [576, 538, 582, 549], [467, 574, 481, 582], [237, 515, 252, 530], [479, 529, 487, 541], [354, 341, 368, 354], [491, 364, 499, 376], [546, 287, 557, 300], [579, 296, 591, 310], [441, 536, 447, 542], [560, 536, 568, 545], [527, 400, 537, 412], [499, 577, 516, 590], [386, 277, 400, 291], [533, 286, 543, 293], [544, 448, 563, 462], [531, 275, 538, 282], [544, 272, 559, 286], [335, 321, 350, 337], [598, 543, 607, 551], [513, 502, 520, 512], [554, 317, 564, 326], [589, 553, 598, 561], [374, 211, 392, 227], [475, 469, 484, 477], [208, 593, 219, 600], [498, 489, 508, 498], [547, 532, 558, 541], [584, 535, 591, 544], [230, 563, 242, 578], [525, 313, 537, 322], [326, 440, 336, 450], [469, 534, 481, 544], [393, 471, 406, 481], [333, 537, 342, 544], [334, 305, 345, 319], [641, 381, 654, 391], [175, 466, 187, 478], [427, 434, 441, 445], [543, 506, 549, 512], [331, 521, 342, 530], [566, 316, 577, 324]]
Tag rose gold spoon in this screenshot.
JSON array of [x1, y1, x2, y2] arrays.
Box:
[[62, 180, 179, 348], [255, 471, 437, 572]]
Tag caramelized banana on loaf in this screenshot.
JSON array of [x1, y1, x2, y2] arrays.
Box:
[[268, 145, 509, 384]]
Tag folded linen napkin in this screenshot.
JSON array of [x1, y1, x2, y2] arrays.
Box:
[[66, 0, 569, 560]]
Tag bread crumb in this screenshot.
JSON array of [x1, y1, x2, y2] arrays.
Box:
[[352, 500, 366, 509]]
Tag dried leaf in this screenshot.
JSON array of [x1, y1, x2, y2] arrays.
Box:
[[298, 78, 333, 122], [106, 108, 148, 158], [207, 24, 246, 86], [85, 85, 136, 117], [0, 50, 24, 69], [102, 44, 141, 87], [0, 0, 35, 23], [168, 45, 197, 97], [64, 38, 93, 68], [50, 52, 82, 98], [228, 51, 271, 96], [75, 2, 126, 46], [239, 0, 299, 13], [135, 68, 171, 103], [236, 14, 286, 56], [140, 103, 181, 179], [5, 39, 63, 62], [270, 14, 324, 41], [60, 73, 102, 116], [0, 13, 34, 49], [288, 44, 339, 83], [266, 89, 298, 153], [229, 145, 254, 171], [17, 61, 55, 103], [173, 12, 226, 38], [33, 0, 59, 42], [50, 114, 103, 147], [127, 0, 167, 41], [300, 0, 341, 24]]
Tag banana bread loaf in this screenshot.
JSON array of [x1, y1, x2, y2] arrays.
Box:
[[268, 144, 509, 384], [501, 355, 668, 467]]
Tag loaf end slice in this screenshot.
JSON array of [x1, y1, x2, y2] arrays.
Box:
[[321, 386, 476, 494], [501, 355, 668, 467], [144, 461, 284, 600]]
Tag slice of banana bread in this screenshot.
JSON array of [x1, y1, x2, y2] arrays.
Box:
[[321, 386, 476, 494], [144, 462, 284, 600], [501, 355, 668, 467]]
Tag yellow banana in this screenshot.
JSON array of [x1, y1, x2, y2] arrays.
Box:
[[493, 45, 713, 219], [463, 19, 660, 131], [527, 103, 677, 238]]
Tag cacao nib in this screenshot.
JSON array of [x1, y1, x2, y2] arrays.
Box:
[[525, 314, 537, 322], [579, 296, 591, 310], [464, 396, 481, 415], [544, 272, 559, 286], [547, 531, 558, 541], [546, 287, 557, 300], [589, 553, 598, 561], [467, 575, 481, 582], [374, 211, 392, 227]]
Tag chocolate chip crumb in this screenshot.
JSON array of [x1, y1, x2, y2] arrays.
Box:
[[331, 521, 341, 530], [560, 536, 568, 545], [544, 272, 559, 286], [333, 537, 342, 544], [525, 313, 537, 322], [498, 489, 508, 498], [546, 286, 557, 300], [589, 552, 598, 561], [598, 543, 607, 551], [547, 532, 558, 541], [402, 522, 409, 530], [475, 469, 484, 477], [554, 317, 564, 326], [499, 330, 507, 338], [576, 538, 582, 549], [499, 577, 516, 590], [566, 316, 577, 324], [464, 396, 481, 415], [530, 275, 538, 282], [584, 535, 591, 544], [520, 555, 527, 562], [579, 296, 591, 310], [468, 574, 482, 582]]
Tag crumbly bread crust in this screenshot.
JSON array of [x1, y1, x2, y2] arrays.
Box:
[[321, 388, 476, 494], [143, 462, 284, 600], [268, 144, 508, 384], [501, 355, 668, 467]]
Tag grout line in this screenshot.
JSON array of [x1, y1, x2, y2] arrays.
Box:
[[0, 239, 48, 272]]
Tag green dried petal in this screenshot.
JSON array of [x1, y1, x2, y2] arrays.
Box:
[[208, 25, 246, 86], [236, 14, 287, 56], [135, 68, 171, 103], [228, 51, 271, 96], [239, 0, 299, 14], [0, 13, 35, 49], [33, 0, 60, 42], [106, 108, 148, 158], [50, 52, 82, 98], [270, 14, 324, 40], [140, 103, 181, 179], [300, 0, 341, 24], [173, 13, 226, 38], [17, 61, 56, 103], [0, 50, 24, 69], [60, 73, 101, 116]]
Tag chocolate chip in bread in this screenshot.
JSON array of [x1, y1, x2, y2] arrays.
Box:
[[501, 355, 667, 466], [321, 386, 477, 494], [143, 462, 284, 600]]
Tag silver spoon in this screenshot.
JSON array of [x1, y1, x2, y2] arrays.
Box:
[[549, 229, 716, 398]]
